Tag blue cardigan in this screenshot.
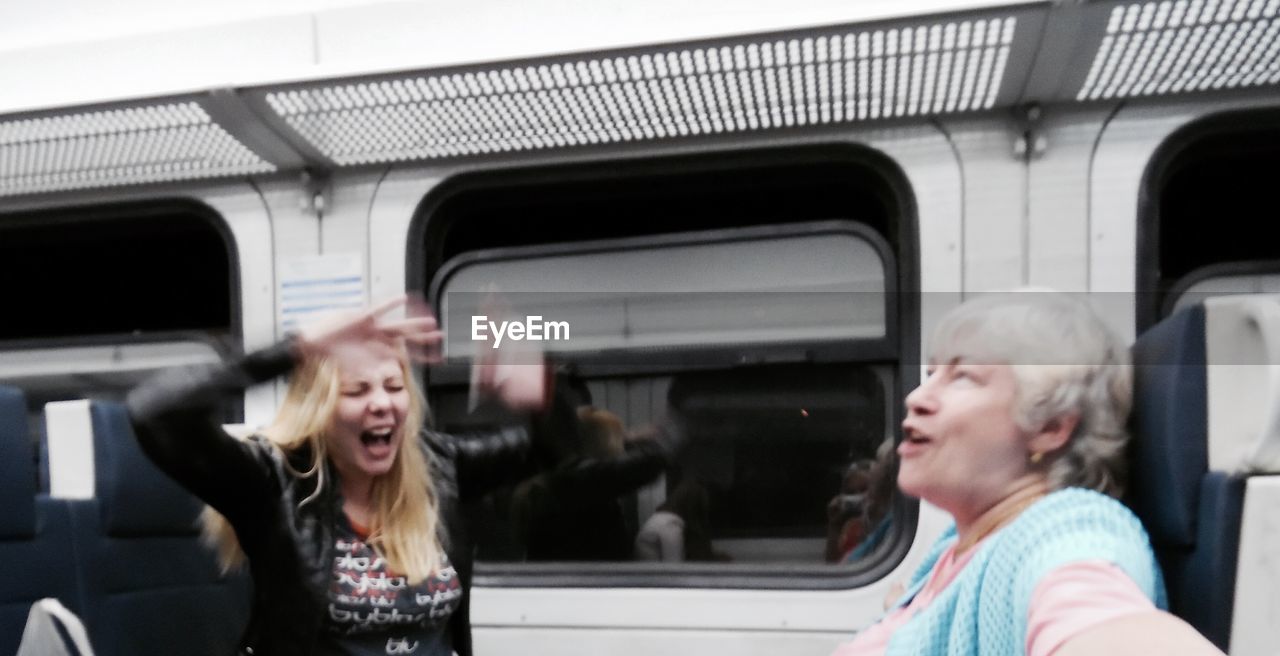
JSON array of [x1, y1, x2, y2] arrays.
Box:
[[883, 488, 1166, 656]]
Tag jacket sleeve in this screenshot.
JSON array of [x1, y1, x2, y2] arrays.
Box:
[[125, 340, 297, 525], [550, 421, 683, 497]]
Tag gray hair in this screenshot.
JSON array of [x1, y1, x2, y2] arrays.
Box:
[[928, 291, 1132, 497]]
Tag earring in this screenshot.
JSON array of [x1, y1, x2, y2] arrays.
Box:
[[1030, 451, 1044, 465]]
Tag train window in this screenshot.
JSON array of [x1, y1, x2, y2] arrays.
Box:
[[0, 201, 241, 434], [413, 147, 917, 587], [1141, 111, 1280, 324], [436, 227, 887, 359]]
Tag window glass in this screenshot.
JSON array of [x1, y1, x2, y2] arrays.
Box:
[[0, 203, 241, 446], [0, 206, 233, 341], [436, 362, 892, 566], [439, 231, 886, 358], [429, 223, 900, 572]]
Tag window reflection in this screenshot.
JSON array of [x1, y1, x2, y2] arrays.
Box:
[[439, 362, 891, 566]]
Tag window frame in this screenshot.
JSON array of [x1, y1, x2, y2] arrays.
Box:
[[1137, 108, 1280, 331], [407, 145, 921, 590], [0, 198, 243, 418], [0, 198, 243, 347]]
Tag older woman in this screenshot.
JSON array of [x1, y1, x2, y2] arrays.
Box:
[[833, 291, 1223, 656]]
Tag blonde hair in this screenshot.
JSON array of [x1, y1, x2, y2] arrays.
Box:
[[202, 344, 445, 583], [576, 406, 626, 459]]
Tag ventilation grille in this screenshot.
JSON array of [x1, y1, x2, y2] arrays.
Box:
[[1078, 0, 1280, 100], [0, 102, 276, 197], [266, 17, 1016, 164]]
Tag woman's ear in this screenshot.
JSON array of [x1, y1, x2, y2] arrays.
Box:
[[1031, 412, 1079, 455]]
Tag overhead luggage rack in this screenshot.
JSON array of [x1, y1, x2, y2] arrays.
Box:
[[252, 13, 1021, 165], [0, 101, 276, 197], [1076, 0, 1280, 100]]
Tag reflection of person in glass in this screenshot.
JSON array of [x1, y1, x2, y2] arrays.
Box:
[[634, 475, 722, 562], [513, 405, 682, 561], [832, 292, 1223, 656], [827, 439, 898, 564], [127, 298, 569, 656], [825, 461, 871, 563]]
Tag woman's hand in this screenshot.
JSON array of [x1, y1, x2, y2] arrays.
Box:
[[471, 344, 548, 412], [296, 295, 443, 362]]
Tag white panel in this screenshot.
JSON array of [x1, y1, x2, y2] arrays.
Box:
[[314, 0, 1029, 76], [470, 502, 950, 635], [878, 125, 965, 345], [320, 170, 384, 268], [368, 169, 443, 301], [1230, 476, 1280, 655], [1027, 107, 1115, 291], [474, 625, 852, 656], [1204, 295, 1280, 473], [43, 400, 94, 500], [0, 15, 315, 113], [937, 115, 1025, 292], [200, 184, 280, 427]]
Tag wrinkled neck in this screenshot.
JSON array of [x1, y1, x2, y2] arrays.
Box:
[[952, 478, 1048, 556]]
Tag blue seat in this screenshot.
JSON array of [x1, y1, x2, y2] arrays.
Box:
[[66, 401, 250, 656], [1128, 303, 1245, 651], [0, 386, 81, 655]]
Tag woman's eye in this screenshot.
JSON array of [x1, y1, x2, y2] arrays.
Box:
[[386, 385, 405, 393]]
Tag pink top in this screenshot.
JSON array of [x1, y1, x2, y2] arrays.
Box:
[[831, 540, 1155, 656]]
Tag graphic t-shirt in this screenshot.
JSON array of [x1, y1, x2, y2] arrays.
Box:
[[318, 514, 463, 656]]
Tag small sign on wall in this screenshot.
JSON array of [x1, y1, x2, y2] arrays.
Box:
[[277, 253, 367, 336]]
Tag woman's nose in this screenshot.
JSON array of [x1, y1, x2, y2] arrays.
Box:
[[368, 388, 392, 412], [904, 377, 937, 416]]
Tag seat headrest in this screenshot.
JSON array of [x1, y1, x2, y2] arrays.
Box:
[[1128, 303, 1208, 548], [89, 401, 203, 536], [0, 386, 37, 539], [1202, 295, 1280, 473]]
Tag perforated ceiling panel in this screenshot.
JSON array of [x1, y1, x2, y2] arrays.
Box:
[[1077, 0, 1280, 100], [266, 16, 1017, 164], [0, 102, 276, 197]]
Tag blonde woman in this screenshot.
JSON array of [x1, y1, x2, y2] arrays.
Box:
[[127, 298, 563, 656]]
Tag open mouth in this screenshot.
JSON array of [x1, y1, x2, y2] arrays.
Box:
[[902, 426, 932, 445], [360, 427, 395, 447]]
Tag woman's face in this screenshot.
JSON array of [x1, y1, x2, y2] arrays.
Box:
[[898, 360, 1035, 519], [328, 346, 411, 483]]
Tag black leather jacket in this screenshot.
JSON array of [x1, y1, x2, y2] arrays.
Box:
[[126, 340, 562, 656]]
